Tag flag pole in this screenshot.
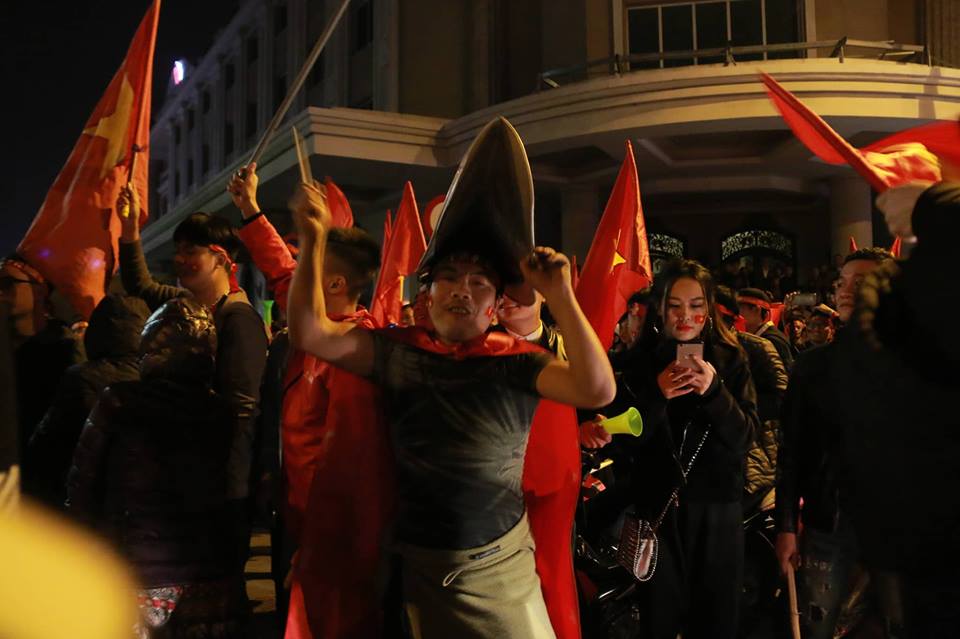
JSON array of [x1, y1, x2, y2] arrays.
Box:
[[119, 144, 143, 219], [244, 0, 352, 171], [787, 564, 802, 639]]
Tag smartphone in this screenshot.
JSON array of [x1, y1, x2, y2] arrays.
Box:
[[676, 343, 704, 370]]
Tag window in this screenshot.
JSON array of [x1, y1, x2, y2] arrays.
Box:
[[247, 35, 259, 64], [201, 144, 210, 176], [186, 108, 195, 131], [626, 0, 800, 69], [173, 124, 181, 146], [202, 90, 211, 114], [350, 0, 373, 53], [274, 3, 288, 34], [225, 62, 236, 88], [174, 171, 181, 197], [187, 159, 194, 187]]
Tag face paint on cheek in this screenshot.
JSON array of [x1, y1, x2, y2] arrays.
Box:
[[693, 314, 706, 325]]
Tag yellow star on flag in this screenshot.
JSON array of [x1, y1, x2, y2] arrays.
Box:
[[83, 74, 134, 179], [610, 229, 626, 272]]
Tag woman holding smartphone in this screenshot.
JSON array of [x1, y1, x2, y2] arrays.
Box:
[[581, 258, 759, 639]]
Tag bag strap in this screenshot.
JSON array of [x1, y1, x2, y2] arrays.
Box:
[[651, 426, 711, 530]]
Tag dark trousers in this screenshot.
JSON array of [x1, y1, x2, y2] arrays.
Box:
[[631, 500, 743, 639], [873, 570, 960, 639]]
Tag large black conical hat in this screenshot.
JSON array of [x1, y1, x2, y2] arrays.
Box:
[[418, 116, 536, 305]]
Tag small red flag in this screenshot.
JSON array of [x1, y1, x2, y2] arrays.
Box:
[[381, 209, 393, 265], [370, 183, 426, 326], [761, 72, 942, 192], [18, 0, 161, 318], [420, 195, 445, 238], [324, 177, 354, 228], [849, 236, 859, 253], [576, 141, 652, 350], [890, 236, 902, 258]]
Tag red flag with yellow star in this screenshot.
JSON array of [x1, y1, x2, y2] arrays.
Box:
[[17, 0, 160, 318], [370, 182, 426, 326], [576, 141, 651, 350]]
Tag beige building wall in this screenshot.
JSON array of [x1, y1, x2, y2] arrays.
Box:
[[814, 0, 921, 46]]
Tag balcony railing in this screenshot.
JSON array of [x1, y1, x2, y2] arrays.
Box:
[[537, 38, 929, 90]]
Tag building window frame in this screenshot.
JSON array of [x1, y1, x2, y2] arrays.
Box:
[[625, 0, 801, 68]]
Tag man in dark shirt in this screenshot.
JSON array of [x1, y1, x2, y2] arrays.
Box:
[[286, 180, 614, 637], [738, 287, 794, 369]]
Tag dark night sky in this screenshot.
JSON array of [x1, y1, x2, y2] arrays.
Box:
[[4, 0, 239, 256]]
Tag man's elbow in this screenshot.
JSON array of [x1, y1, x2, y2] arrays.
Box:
[[579, 375, 616, 409]]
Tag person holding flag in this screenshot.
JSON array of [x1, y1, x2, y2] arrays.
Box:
[[287, 117, 614, 638]]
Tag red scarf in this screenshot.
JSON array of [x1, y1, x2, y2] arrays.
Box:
[[291, 326, 580, 639]]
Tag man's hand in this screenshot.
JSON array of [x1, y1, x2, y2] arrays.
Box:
[[117, 185, 140, 242], [657, 363, 695, 399], [520, 246, 571, 303], [775, 532, 800, 576], [289, 181, 331, 240], [580, 414, 612, 449], [875, 181, 934, 241], [227, 162, 261, 217]]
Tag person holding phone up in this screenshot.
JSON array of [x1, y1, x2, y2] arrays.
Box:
[[580, 258, 759, 639]]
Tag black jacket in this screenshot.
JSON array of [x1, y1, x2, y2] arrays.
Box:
[[738, 331, 788, 497], [67, 380, 236, 586], [832, 182, 960, 575], [757, 323, 794, 371], [24, 296, 149, 506], [119, 240, 268, 500], [609, 335, 759, 517], [775, 341, 844, 534]]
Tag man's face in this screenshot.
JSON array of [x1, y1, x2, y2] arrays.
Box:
[[805, 316, 834, 345], [173, 241, 223, 292], [400, 305, 415, 327], [497, 293, 542, 333], [427, 258, 500, 343], [835, 259, 882, 323], [738, 300, 766, 334]]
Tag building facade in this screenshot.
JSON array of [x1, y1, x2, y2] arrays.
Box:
[[144, 0, 960, 288]]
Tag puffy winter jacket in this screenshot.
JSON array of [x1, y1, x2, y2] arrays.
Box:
[[738, 331, 788, 497]]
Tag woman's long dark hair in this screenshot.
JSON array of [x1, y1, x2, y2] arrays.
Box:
[[654, 258, 740, 350]]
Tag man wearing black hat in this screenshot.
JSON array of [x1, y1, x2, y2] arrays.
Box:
[[737, 287, 794, 370], [287, 119, 614, 638]]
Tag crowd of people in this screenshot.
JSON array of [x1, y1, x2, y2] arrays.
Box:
[[1, 116, 958, 639]]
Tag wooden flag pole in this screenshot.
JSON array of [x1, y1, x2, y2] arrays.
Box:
[[291, 126, 313, 184], [244, 0, 352, 171], [787, 564, 802, 639], [119, 144, 143, 219]]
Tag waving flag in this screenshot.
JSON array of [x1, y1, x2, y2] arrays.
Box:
[[18, 0, 160, 318], [324, 177, 354, 228], [370, 183, 426, 326], [576, 141, 652, 350]]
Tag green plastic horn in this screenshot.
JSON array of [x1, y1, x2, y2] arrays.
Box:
[[599, 407, 643, 437]]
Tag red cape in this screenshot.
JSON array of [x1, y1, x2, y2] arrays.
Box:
[[292, 326, 581, 639]]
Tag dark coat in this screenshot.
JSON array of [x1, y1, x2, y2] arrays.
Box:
[[66, 380, 236, 586], [24, 295, 149, 506], [739, 331, 787, 498], [758, 324, 794, 371], [609, 334, 760, 518], [775, 341, 844, 534], [833, 182, 960, 576]]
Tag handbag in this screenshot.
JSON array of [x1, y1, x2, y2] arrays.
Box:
[[616, 424, 710, 582]]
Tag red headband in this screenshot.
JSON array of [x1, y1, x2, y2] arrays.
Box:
[[737, 296, 771, 311], [208, 244, 241, 294]]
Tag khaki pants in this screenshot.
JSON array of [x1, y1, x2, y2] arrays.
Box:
[[398, 514, 556, 639]]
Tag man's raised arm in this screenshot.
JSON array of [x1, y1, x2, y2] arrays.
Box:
[[523, 247, 616, 409], [287, 183, 375, 377]]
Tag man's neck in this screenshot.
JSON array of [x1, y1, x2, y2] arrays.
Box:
[[192, 280, 230, 307], [325, 295, 357, 318], [504, 320, 543, 342]]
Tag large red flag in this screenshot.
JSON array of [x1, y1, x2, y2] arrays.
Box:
[[370, 183, 426, 325], [380, 209, 393, 264], [324, 177, 354, 228], [576, 141, 652, 350], [18, 1, 160, 318], [761, 72, 942, 192]]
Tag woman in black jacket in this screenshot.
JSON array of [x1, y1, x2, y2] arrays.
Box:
[[67, 298, 246, 638], [582, 259, 759, 639]]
